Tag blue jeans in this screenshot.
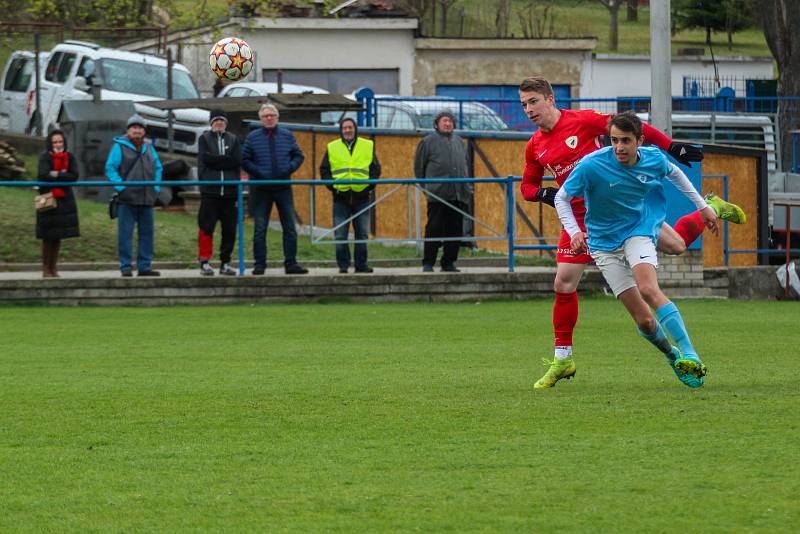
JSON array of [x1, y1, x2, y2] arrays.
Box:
[[333, 200, 370, 270], [117, 203, 154, 272], [252, 188, 298, 268]]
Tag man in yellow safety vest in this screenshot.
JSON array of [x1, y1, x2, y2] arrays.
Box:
[[320, 118, 382, 273]]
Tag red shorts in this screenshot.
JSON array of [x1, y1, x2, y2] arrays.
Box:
[[556, 227, 593, 264]]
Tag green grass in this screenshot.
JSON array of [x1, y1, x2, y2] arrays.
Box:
[[0, 299, 797, 531], [1, 178, 553, 266], [424, 1, 771, 57]]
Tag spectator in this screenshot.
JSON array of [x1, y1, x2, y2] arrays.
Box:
[[105, 114, 163, 277], [241, 103, 308, 275], [414, 110, 472, 273], [197, 109, 242, 276], [320, 117, 381, 274], [36, 129, 80, 278]]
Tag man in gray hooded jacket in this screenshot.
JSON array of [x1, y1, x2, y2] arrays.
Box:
[[414, 110, 471, 272]]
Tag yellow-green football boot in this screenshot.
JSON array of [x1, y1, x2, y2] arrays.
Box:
[[673, 349, 707, 389], [533, 357, 576, 389], [705, 193, 746, 224]]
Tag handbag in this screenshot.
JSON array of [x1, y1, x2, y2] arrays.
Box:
[[35, 192, 57, 212], [109, 149, 145, 220], [108, 193, 119, 219]]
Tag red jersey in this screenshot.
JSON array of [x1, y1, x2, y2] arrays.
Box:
[[520, 109, 672, 220]]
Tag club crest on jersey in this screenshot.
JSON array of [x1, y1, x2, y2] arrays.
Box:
[[565, 135, 578, 149], [637, 174, 649, 183]]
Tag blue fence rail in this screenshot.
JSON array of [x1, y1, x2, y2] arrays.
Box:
[[3, 176, 796, 272]]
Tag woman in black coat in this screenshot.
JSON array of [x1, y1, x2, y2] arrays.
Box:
[[36, 129, 80, 277]]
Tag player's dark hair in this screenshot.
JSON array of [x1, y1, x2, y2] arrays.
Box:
[[608, 111, 643, 138], [519, 76, 554, 98]]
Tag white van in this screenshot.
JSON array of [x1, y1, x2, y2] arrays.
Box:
[[0, 51, 48, 133], [1, 40, 209, 153], [639, 112, 778, 173]]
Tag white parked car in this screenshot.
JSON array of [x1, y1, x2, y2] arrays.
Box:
[[0, 40, 209, 153], [217, 81, 329, 97]]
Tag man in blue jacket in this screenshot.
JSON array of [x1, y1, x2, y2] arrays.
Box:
[[242, 103, 308, 275], [105, 114, 163, 277]]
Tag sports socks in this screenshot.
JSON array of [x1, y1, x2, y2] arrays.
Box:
[[655, 301, 697, 357], [553, 291, 578, 360], [638, 321, 672, 354], [673, 211, 705, 247]]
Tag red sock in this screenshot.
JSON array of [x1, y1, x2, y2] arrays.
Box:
[[553, 291, 578, 347], [198, 229, 213, 260], [673, 211, 705, 247]]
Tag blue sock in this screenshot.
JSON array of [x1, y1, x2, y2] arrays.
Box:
[[655, 302, 696, 357], [638, 322, 672, 354]]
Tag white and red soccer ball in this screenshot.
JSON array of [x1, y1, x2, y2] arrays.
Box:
[[209, 37, 254, 81]]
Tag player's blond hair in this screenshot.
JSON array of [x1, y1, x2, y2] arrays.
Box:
[[519, 77, 554, 98]]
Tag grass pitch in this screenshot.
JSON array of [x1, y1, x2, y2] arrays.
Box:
[[1, 299, 798, 532]]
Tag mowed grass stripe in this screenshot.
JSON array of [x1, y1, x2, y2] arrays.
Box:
[[0, 300, 797, 532]]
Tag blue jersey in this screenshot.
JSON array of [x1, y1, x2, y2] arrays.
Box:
[[561, 145, 670, 252]]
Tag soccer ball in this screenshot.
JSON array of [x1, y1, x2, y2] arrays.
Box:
[[209, 37, 254, 81]]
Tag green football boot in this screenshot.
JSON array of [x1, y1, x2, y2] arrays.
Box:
[[705, 193, 747, 224], [533, 357, 576, 389], [673, 350, 707, 389]]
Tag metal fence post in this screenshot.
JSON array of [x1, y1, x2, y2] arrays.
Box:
[[237, 183, 245, 275], [506, 176, 515, 272]]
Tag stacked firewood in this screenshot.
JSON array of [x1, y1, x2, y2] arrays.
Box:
[[0, 140, 25, 180]]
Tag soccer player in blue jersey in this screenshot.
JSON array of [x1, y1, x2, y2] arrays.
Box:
[[554, 112, 715, 388]]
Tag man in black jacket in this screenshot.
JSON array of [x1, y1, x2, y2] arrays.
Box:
[[197, 109, 242, 275]]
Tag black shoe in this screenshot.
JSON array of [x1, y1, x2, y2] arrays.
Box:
[[441, 265, 460, 273], [252, 267, 265, 276], [422, 264, 434, 273], [137, 270, 161, 277], [339, 267, 348, 274], [121, 270, 132, 277], [199, 262, 215, 276], [285, 264, 309, 275], [355, 266, 373, 273]]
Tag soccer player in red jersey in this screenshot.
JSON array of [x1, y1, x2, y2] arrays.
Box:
[[518, 76, 746, 389]]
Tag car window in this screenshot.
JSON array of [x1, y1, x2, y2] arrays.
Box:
[[98, 58, 200, 99], [3, 56, 32, 92], [388, 108, 415, 130], [225, 87, 248, 97], [77, 57, 95, 81], [45, 52, 63, 82], [56, 53, 77, 83]]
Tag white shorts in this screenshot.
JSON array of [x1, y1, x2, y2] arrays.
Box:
[[591, 236, 658, 297]]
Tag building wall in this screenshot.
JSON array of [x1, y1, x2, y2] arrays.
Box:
[[580, 54, 775, 98], [413, 38, 597, 97]]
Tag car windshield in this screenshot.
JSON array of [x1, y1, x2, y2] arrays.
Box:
[[416, 109, 508, 131], [99, 58, 199, 99]]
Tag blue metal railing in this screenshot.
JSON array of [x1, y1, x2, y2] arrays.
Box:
[[4, 174, 796, 272]]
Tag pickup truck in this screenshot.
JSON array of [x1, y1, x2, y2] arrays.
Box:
[[0, 40, 209, 153]]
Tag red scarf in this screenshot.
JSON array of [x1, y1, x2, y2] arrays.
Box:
[[50, 151, 69, 198]]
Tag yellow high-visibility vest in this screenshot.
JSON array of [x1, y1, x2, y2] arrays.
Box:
[[327, 138, 374, 192]]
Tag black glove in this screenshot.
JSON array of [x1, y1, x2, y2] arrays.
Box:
[[535, 187, 559, 208], [668, 142, 703, 167]]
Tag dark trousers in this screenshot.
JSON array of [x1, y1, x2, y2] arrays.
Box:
[[198, 195, 237, 264], [333, 199, 370, 270], [252, 188, 298, 268], [423, 200, 465, 268]]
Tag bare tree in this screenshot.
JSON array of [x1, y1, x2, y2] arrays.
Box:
[[517, 2, 557, 39], [626, 0, 638, 22], [438, 0, 458, 36], [495, 0, 510, 38], [597, 0, 623, 51], [757, 0, 800, 171]]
